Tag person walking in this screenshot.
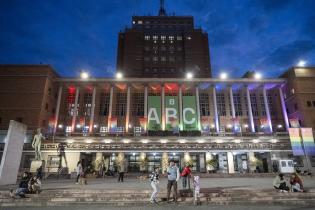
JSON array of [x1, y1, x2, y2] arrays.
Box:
[[149, 167, 160, 204], [166, 161, 180, 203], [76, 161, 82, 184]]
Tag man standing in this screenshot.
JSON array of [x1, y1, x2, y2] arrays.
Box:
[[166, 161, 180, 203]]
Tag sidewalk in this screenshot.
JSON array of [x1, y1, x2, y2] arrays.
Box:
[[2, 176, 315, 191]]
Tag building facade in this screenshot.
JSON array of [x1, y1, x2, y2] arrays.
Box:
[[1, 2, 315, 175], [1, 66, 315, 175]]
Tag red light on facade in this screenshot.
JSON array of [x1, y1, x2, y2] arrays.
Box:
[[68, 86, 75, 94]]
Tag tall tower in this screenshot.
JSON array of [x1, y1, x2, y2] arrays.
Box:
[[159, 0, 166, 16], [116, 0, 212, 78]]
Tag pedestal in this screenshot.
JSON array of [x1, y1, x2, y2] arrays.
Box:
[[0, 120, 27, 185], [30, 160, 45, 173]]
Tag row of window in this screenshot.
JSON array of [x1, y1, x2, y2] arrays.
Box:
[[133, 20, 192, 25], [144, 46, 182, 51], [144, 56, 179, 62], [65, 91, 276, 118], [145, 35, 188, 41]]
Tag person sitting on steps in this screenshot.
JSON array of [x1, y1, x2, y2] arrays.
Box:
[[273, 173, 290, 192]]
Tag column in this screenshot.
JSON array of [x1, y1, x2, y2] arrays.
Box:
[[195, 86, 201, 130], [212, 86, 219, 133], [245, 85, 255, 132], [278, 87, 289, 130], [144, 86, 148, 131], [178, 84, 183, 131], [262, 85, 272, 133], [71, 87, 80, 132], [227, 152, 235, 174], [161, 85, 165, 131], [107, 86, 114, 129], [89, 86, 96, 133], [53, 86, 63, 135], [229, 86, 236, 118], [125, 85, 131, 133]]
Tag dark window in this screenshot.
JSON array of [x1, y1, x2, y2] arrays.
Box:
[[42, 120, 46, 126], [0, 117, 2, 124], [45, 103, 49, 111], [307, 101, 312, 107], [52, 108, 56, 114], [313, 101, 315, 107], [16, 117, 23, 123], [294, 103, 298, 111]]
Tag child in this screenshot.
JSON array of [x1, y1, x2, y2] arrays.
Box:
[[149, 167, 159, 204], [193, 176, 201, 205]]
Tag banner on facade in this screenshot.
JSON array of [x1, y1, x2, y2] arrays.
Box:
[[148, 96, 161, 130], [165, 96, 179, 131], [288, 128, 304, 156], [109, 117, 117, 133], [300, 128, 315, 156], [182, 96, 198, 130], [289, 118, 300, 128]]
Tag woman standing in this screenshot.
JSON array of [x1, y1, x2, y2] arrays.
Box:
[[149, 167, 159, 204]]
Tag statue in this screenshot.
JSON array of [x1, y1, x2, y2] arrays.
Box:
[[32, 128, 45, 160]]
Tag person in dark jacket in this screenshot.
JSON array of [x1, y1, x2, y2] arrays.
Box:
[[10, 172, 30, 198]]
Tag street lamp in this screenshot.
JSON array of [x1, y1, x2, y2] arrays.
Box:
[[254, 72, 262, 80], [186, 72, 193, 79], [219, 72, 228, 80], [80, 71, 89, 79], [297, 60, 306, 67], [116, 72, 123, 79]]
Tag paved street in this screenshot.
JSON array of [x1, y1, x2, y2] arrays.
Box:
[[2, 205, 315, 210]]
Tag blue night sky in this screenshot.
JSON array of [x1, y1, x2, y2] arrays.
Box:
[[0, 0, 315, 78]]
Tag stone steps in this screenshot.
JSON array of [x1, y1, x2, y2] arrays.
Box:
[[1, 188, 315, 207]]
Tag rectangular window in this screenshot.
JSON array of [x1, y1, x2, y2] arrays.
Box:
[[217, 93, 226, 116], [131, 92, 144, 116], [250, 93, 259, 116], [259, 94, 266, 116], [144, 35, 150, 40], [233, 93, 243, 116], [152, 35, 158, 41], [115, 92, 127, 116], [267, 94, 275, 116], [312, 101, 315, 107], [169, 36, 174, 41], [66, 88, 77, 117], [83, 92, 92, 116], [161, 35, 166, 41], [99, 92, 110, 116], [177, 36, 182, 41], [199, 93, 210, 116], [294, 103, 298, 111]]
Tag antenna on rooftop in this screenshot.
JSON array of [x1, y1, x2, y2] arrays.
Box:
[[159, 0, 166, 16]]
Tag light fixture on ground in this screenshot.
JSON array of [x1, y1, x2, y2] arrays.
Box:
[[104, 139, 112, 144], [122, 139, 130, 144], [160, 139, 168, 144], [219, 72, 228, 80], [80, 71, 89, 79], [186, 72, 193, 79], [277, 124, 283, 128], [254, 72, 262, 80], [252, 139, 260, 143], [116, 72, 123, 79], [234, 139, 241, 143], [141, 139, 149, 144], [297, 60, 306, 67]]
